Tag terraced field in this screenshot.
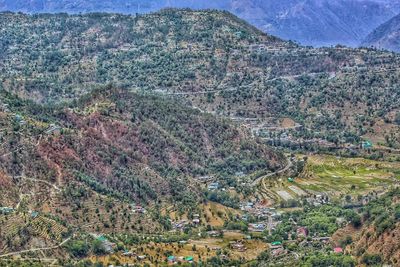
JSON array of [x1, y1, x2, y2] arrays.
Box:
[[258, 154, 400, 203], [0, 213, 68, 254], [297, 155, 400, 196], [30, 216, 68, 241]]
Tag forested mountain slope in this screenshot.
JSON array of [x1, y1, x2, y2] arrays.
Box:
[[363, 13, 400, 52], [1, 9, 400, 148], [0, 86, 283, 253], [0, 9, 280, 102], [353, 189, 400, 266], [1, 0, 400, 47]]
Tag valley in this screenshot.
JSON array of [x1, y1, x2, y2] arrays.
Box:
[[0, 8, 399, 267]]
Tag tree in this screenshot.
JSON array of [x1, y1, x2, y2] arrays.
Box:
[[395, 112, 400, 125], [92, 239, 106, 255], [343, 210, 362, 227], [395, 205, 400, 220], [66, 240, 89, 257], [362, 254, 382, 265]]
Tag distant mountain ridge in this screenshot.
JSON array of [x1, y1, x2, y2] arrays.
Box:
[[1, 0, 400, 47], [362, 12, 400, 52]]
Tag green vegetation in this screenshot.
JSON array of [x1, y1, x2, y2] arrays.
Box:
[[65, 240, 90, 257], [361, 188, 400, 235], [300, 252, 355, 267], [297, 155, 400, 196], [0, 10, 269, 101], [205, 191, 240, 209], [0, 9, 399, 266], [0, 9, 399, 149], [266, 205, 358, 242], [361, 254, 382, 266], [0, 261, 44, 267]]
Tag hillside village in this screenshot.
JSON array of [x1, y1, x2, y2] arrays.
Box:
[[0, 8, 399, 267]]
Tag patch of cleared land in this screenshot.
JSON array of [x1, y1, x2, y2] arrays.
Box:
[[162, 202, 242, 227], [288, 185, 307, 196], [276, 190, 293, 201]]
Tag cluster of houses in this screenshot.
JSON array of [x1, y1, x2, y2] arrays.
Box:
[[207, 230, 222, 238], [0, 103, 10, 113], [239, 201, 256, 211], [172, 214, 201, 231], [15, 114, 26, 126], [249, 223, 267, 232], [131, 204, 146, 214], [264, 135, 340, 150], [269, 225, 335, 259], [91, 234, 116, 253], [45, 124, 61, 135], [268, 228, 309, 258], [240, 201, 282, 233], [269, 241, 287, 257], [195, 175, 214, 183], [249, 43, 289, 53], [252, 122, 303, 138], [202, 172, 248, 192], [305, 194, 330, 206], [207, 182, 220, 191], [0, 207, 14, 215], [298, 236, 331, 248], [172, 219, 189, 231], [208, 182, 240, 192], [121, 250, 147, 261], [240, 202, 280, 220], [253, 121, 376, 153], [167, 255, 194, 264], [230, 240, 247, 252], [342, 193, 380, 208]]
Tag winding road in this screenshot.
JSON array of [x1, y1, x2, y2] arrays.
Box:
[[251, 156, 293, 186]]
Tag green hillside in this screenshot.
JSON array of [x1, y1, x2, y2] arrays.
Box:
[[1, 10, 399, 149], [0, 9, 399, 265]]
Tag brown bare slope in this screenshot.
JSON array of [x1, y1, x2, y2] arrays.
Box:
[[351, 189, 400, 266]]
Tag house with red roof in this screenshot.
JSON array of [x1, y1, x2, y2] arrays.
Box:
[[334, 247, 343, 253]]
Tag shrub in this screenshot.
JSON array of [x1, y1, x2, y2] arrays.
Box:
[[66, 240, 90, 257]]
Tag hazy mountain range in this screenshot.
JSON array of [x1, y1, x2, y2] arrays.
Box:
[[363, 13, 400, 52], [1, 0, 400, 47]]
